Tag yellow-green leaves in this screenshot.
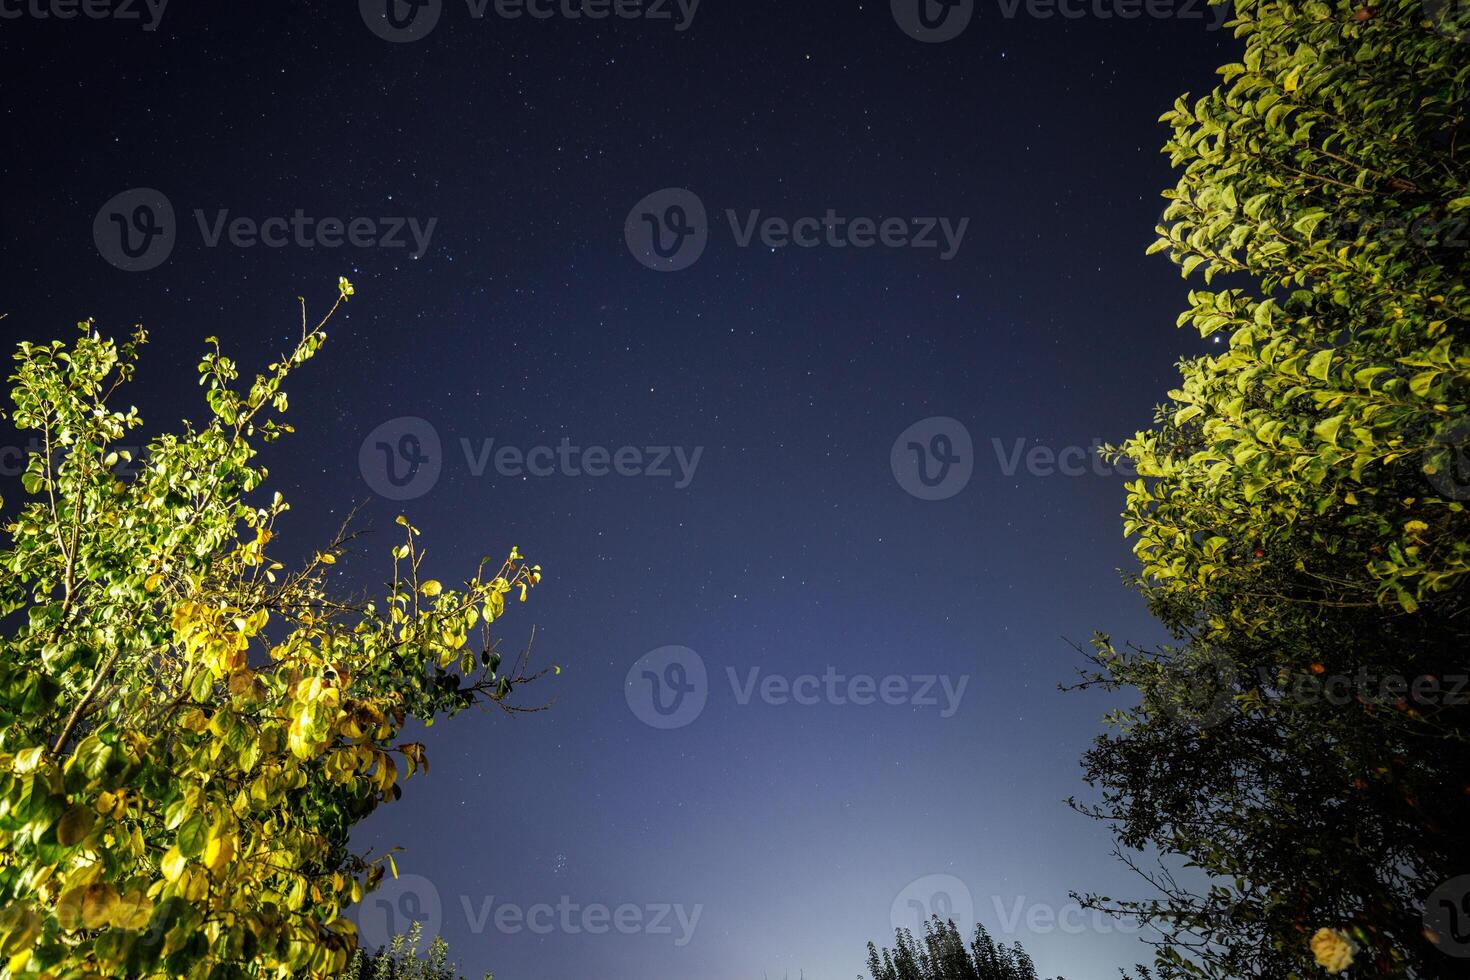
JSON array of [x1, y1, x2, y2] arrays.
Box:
[[56, 884, 108, 931], [1305, 348, 1334, 382], [288, 676, 343, 760], [110, 887, 153, 931], [0, 288, 553, 979], [56, 805, 96, 847], [80, 882, 118, 930], [203, 820, 236, 872], [0, 906, 41, 963], [12, 746, 45, 774], [1313, 414, 1345, 446], [161, 844, 188, 882], [177, 812, 208, 858], [1126, 0, 1470, 634]]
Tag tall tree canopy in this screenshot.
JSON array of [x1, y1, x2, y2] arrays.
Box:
[[862, 917, 1050, 980], [1074, 0, 1470, 976], [343, 923, 491, 980], [0, 283, 552, 978]]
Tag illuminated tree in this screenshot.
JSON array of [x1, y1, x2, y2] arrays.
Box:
[[343, 923, 490, 980], [1074, 0, 1470, 975], [0, 281, 553, 978]]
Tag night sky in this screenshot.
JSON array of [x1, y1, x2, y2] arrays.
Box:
[[2, 3, 1237, 977]]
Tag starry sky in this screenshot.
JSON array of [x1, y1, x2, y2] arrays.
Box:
[[1, 3, 1237, 977]]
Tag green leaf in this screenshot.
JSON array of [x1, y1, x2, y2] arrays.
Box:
[[1291, 210, 1327, 237], [56, 806, 95, 847], [1306, 349, 1334, 382], [1313, 415, 1345, 446], [189, 670, 213, 702], [177, 813, 207, 858], [1409, 370, 1439, 396]]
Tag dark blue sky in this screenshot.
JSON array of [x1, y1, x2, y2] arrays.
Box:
[[2, 3, 1236, 976]]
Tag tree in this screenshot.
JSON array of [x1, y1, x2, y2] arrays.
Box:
[[861, 917, 1056, 980], [341, 923, 490, 980], [0, 281, 555, 978], [1073, 0, 1469, 975]]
